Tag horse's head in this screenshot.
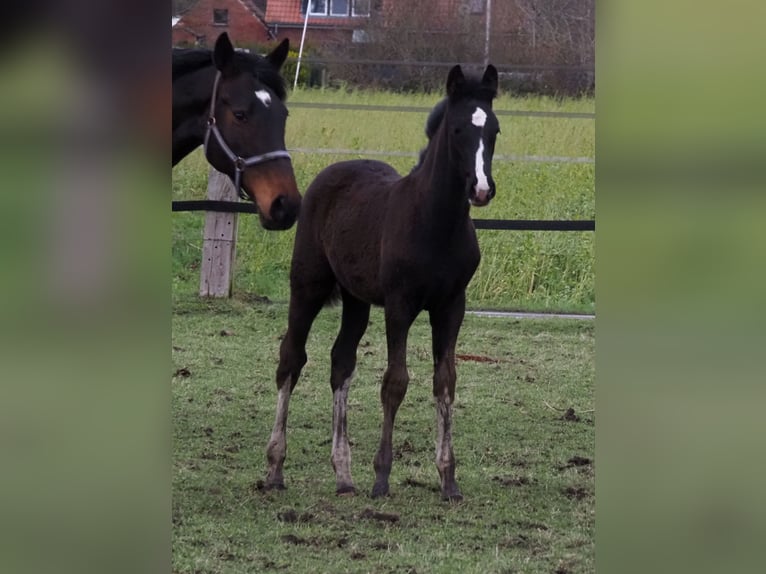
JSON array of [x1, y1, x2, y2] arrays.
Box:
[[206, 33, 301, 230], [444, 64, 500, 207]]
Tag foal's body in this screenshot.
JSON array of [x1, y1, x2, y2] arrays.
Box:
[[266, 65, 499, 500]]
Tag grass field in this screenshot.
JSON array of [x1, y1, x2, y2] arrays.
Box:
[[172, 297, 594, 573], [172, 89, 594, 313]]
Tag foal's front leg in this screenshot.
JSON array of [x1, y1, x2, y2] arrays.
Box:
[[430, 300, 466, 501], [372, 305, 417, 498]]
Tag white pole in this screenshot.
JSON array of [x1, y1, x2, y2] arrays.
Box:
[[294, 2, 311, 90], [484, 0, 492, 67]]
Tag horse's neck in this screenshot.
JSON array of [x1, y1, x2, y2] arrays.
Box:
[[172, 66, 216, 162], [413, 126, 471, 233]]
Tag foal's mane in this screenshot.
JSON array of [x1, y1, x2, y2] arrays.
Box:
[[172, 48, 287, 101], [412, 74, 496, 171]]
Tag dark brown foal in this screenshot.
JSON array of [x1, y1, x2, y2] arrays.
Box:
[[265, 64, 500, 500]]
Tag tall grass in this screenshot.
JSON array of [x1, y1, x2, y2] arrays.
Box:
[[172, 88, 594, 312]]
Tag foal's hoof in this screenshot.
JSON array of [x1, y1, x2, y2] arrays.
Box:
[[262, 480, 286, 491], [336, 484, 357, 497], [371, 482, 389, 498], [441, 490, 463, 502]]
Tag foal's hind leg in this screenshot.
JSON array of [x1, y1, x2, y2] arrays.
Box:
[[429, 296, 467, 501], [329, 291, 371, 495], [265, 282, 332, 490]]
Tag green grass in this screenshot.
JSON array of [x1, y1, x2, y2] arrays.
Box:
[[172, 297, 594, 573], [172, 89, 595, 313]]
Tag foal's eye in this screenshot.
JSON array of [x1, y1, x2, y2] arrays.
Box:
[[233, 111, 248, 122]]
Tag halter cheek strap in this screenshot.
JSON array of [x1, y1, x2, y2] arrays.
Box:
[[203, 71, 292, 201]]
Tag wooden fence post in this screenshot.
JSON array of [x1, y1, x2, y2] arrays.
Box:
[[199, 168, 238, 297]]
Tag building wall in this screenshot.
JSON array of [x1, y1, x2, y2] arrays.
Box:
[[172, 0, 271, 48]]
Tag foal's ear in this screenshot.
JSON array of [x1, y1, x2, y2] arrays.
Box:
[[482, 64, 499, 98], [213, 33, 236, 75], [446, 65, 466, 98], [267, 38, 290, 70]]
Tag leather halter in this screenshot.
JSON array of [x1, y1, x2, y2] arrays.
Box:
[[203, 71, 292, 201]]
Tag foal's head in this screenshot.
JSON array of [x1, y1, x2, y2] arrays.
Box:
[[440, 64, 500, 207], [207, 34, 301, 229]]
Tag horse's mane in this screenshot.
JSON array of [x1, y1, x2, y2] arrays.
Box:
[[411, 74, 495, 172], [172, 48, 287, 101]]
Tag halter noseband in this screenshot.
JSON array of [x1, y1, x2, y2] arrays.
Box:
[[203, 71, 292, 201]]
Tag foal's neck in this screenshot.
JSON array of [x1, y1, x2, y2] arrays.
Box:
[[415, 121, 471, 234]]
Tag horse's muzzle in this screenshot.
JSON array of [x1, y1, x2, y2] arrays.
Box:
[[468, 178, 495, 207], [242, 161, 302, 230], [264, 194, 301, 230]]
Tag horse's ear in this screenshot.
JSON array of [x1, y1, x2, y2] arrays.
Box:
[[446, 65, 465, 98], [267, 38, 290, 70], [482, 64, 499, 98], [213, 33, 235, 75]]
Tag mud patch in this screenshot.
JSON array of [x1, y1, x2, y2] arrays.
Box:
[[277, 509, 315, 524], [493, 475, 535, 487], [558, 456, 593, 471], [402, 478, 439, 492], [456, 353, 504, 363], [280, 534, 311, 546], [562, 486, 591, 500], [563, 407, 580, 422], [360, 508, 400, 524]]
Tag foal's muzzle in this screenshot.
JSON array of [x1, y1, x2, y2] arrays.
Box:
[[468, 177, 496, 207]]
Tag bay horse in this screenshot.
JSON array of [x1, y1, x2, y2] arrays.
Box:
[[265, 64, 500, 501], [172, 33, 301, 230]]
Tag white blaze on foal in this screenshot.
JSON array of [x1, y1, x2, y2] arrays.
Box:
[[471, 107, 490, 198], [255, 89, 272, 107]]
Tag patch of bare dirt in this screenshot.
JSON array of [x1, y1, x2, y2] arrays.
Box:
[[402, 478, 439, 492], [360, 508, 399, 523], [563, 407, 580, 422], [280, 533, 310, 546], [492, 475, 535, 487], [456, 353, 504, 363], [557, 456, 593, 471], [562, 486, 591, 500], [277, 509, 315, 524]]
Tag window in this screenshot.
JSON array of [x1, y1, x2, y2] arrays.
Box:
[[309, 0, 327, 15], [331, 0, 349, 16], [352, 0, 370, 16], [213, 9, 228, 25], [469, 0, 484, 15], [301, 0, 369, 17]]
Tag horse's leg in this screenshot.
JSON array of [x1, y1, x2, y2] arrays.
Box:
[[429, 295, 466, 501], [372, 303, 419, 498], [329, 291, 371, 495], [265, 281, 332, 490]]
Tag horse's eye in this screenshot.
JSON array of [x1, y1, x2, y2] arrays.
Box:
[[233, 111, 248, 122]]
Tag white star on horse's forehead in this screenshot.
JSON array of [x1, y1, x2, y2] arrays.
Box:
[[471, 107, 487, 127], [255, 89, 272, 107]]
